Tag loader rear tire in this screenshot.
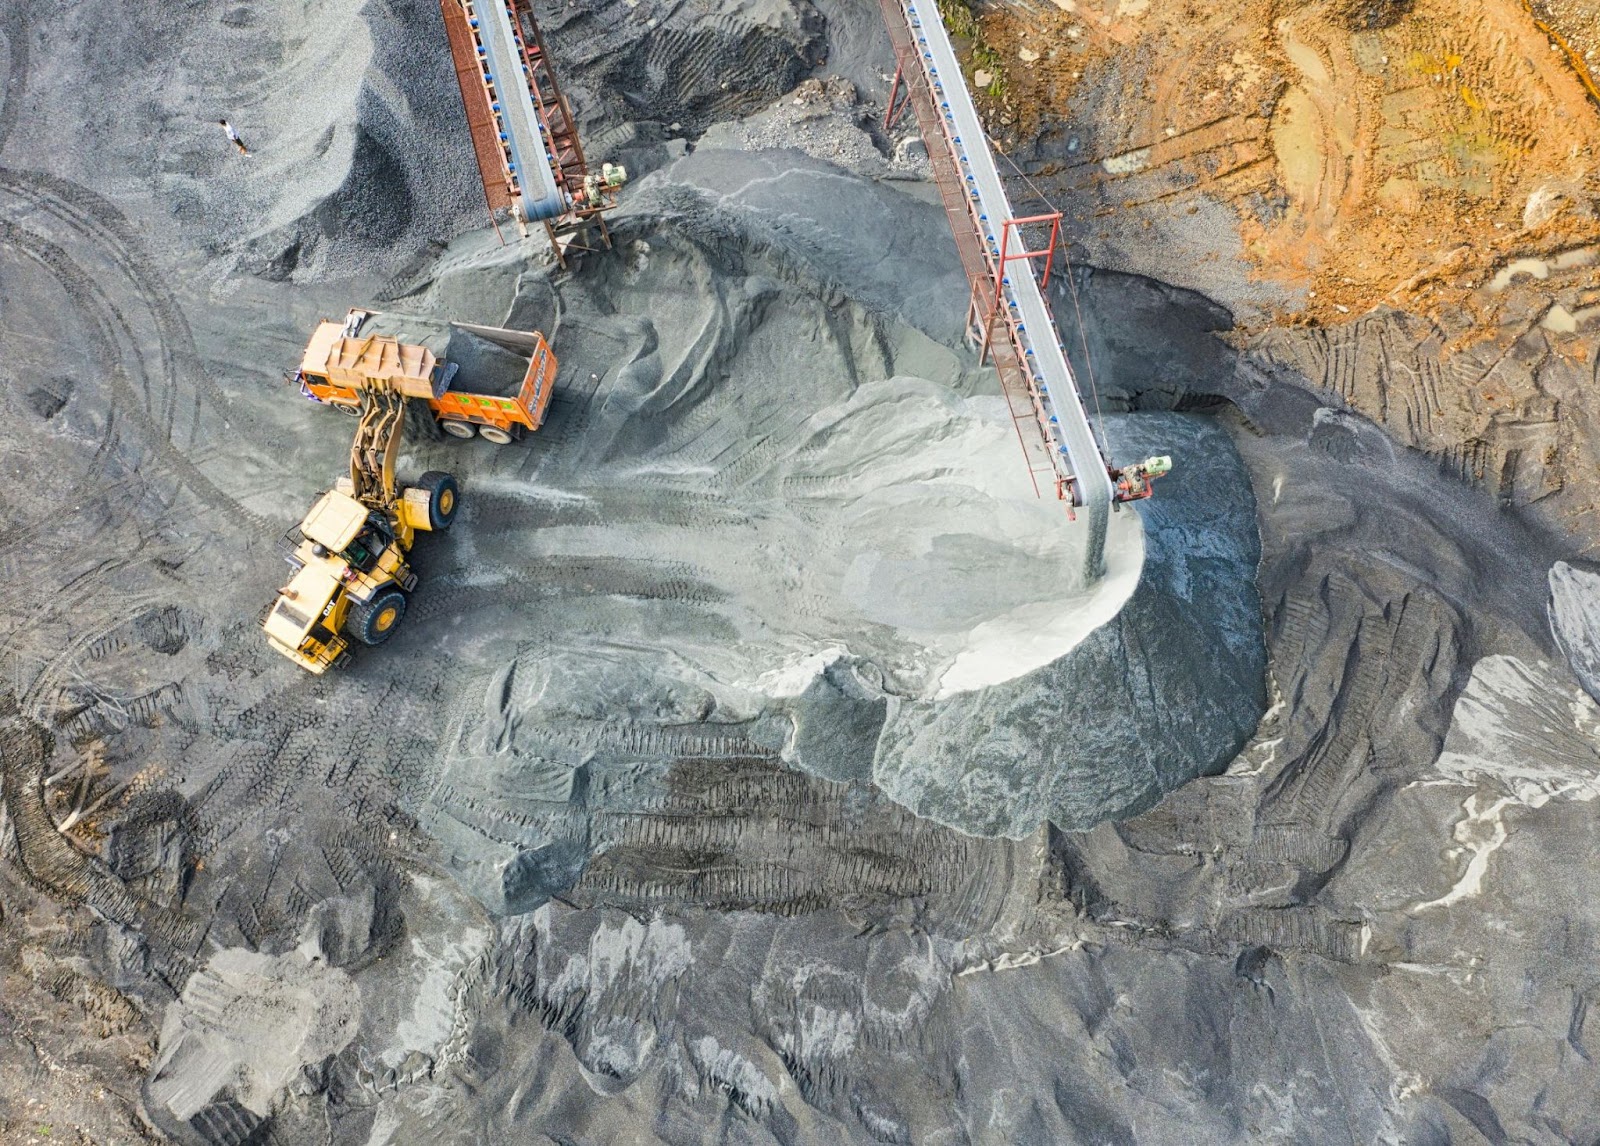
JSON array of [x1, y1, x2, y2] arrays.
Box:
[[346, 588, 407, 647], [417, 471, 460, 530]]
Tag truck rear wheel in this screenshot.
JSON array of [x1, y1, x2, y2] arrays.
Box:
[[346, 588, 407, 647], [479, 424, 515, 445], [417, 471, 460, 530], [440, 419, 477, 439]]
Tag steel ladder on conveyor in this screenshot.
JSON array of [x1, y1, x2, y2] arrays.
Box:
[[457, 0, 570, 222], [884, 0, 1122, 582]]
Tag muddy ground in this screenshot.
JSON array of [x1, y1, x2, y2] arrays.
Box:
[[3, 0, 1600, 1143]]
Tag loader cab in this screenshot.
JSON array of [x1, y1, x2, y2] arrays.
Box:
[[300, 489, 409, 583], [342, 521, 388, 574], [301, 489, 375, 557]]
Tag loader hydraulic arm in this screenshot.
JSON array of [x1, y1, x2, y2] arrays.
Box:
[[349, 385, 408, 509]]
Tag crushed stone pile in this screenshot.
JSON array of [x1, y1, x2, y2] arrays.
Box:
[[7, 0, 1595, 1142], [444, 328, 531, 398]]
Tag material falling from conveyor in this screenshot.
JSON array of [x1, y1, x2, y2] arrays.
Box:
[[878, 0, 1170, 582]]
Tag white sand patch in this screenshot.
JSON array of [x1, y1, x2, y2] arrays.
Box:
[[1102, 147, 1152, 175], [937, 521, 1142, 697], [1411, 792, 1515, 911], [756, 645, 853, 697], [148, 948, 360, 1121], [1432, 655, 1600, 805], [386, 874, 492, 1067], [1411, 654, 1600, 911]]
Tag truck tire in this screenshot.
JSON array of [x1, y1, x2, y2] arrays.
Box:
[[346, 588, 407, 647], [417, 471, 460, 530], [478, 425, 514, 445], [440, 419, 476, 439]]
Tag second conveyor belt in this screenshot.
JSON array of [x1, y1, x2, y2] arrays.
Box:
[[472, 0, 568, 221]]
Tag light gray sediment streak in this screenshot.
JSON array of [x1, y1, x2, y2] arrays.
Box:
[[898, 0, 1113, 579]]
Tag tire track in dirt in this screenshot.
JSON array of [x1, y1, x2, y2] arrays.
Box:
[[0, 195, 273, 717], [0, 214, 269, 534], [1272, 12, 1363, 227], [1, 701, 204, 988], [0, 438, 194, 718], [16, 590, 172, 725], [0, 168, 243, 448], [408, 554, 728, 623]]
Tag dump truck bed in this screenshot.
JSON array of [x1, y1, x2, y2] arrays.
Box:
[[296, 310, 558, 433]]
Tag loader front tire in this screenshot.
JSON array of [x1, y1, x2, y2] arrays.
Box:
[[417, 471, 460, 530]]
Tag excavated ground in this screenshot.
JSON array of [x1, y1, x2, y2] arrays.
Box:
[[2, 0, 1600, 1143], [960, 0, 1600, 552]]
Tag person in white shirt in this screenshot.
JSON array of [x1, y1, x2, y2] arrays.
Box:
[[218, 119, 250, 156]]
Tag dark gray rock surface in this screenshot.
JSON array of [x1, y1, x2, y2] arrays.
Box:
[[1, 1, 1598, 1144]]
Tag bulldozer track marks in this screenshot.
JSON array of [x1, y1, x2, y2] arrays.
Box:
[[2, 171, 193, 432], [468, 486, 752, 531], [1083, 567, 1466, 967], [1257, 312, 1450, 443], [556, 8, 820, 135], [548, 721, 771, 763], [1255, 312, 1565, 502], [1, 704, 204, 983], [568, 755, 1022, 933], [53, 681, 186, 743], [414, 554, 727, 621], [85, 604, 200, 662]]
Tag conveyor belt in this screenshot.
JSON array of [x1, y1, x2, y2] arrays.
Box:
[[458, 0, 569, 221], [881, 0, 1125, 579]]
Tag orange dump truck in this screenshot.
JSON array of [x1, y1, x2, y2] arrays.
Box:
[[293, 308, 557, 443]]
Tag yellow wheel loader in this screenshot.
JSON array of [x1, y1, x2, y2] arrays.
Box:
[[261, 376, 459, 674]]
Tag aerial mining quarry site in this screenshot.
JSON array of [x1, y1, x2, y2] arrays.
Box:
[[5, 0, 1600, 1141]]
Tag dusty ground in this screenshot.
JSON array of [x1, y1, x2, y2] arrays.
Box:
[[4, 0, 1600, 1142], [964, 0, 1600, 322]]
